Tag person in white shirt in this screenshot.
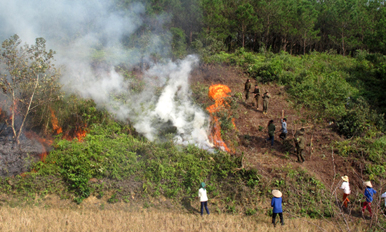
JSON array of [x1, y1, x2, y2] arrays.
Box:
[[339, 175, 351, 208], [198, 182, 210, 216], [381, 192, 386, 207]]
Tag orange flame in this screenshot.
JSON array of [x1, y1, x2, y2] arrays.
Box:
[[206, 84, 232, 152], [50, 108, 63, 134], [23, 108, 88, 163], [50, 108, 87, 141], [24, 131, 51, 161], [62, 125, 87, 142]]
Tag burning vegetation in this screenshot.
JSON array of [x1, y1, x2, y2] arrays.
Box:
[[206, 84, 236, 152], [50, 108, 87, 142]]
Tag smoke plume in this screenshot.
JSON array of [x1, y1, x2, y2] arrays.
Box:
[[0, 0, 213, 149]]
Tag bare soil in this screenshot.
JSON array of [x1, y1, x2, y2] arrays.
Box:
[[191, 64, 368, 195]]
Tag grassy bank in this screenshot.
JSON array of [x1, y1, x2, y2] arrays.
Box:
[[0, 122, 333, 219], [206, 49, 385, 132]]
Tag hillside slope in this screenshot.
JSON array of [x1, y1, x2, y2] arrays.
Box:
[[191, 64, 370, 206]]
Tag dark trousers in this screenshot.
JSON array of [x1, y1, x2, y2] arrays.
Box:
[[201, 201, 209, 215], [245, 92, 250, 101], [279, 132, 287, 140], [272, 212, 284, 224], [296, 146, 305, 162], [266, 135, 274, 146], [263, 100, 268, 113]]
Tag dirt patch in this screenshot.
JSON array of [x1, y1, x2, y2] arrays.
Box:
[[191, 64, 366, 194]]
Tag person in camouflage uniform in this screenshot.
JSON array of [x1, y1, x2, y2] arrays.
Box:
[[262, 90, 270, 114], [252, 85, 260, 109], [244, 79, 252, 102], [294, 128, 306, 162], [266, 120, 276, 146]]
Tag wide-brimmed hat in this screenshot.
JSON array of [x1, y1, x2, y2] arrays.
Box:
[[364, 181, 372, 188], [272, 190, 282, 198], [341, 176, 349, 182]]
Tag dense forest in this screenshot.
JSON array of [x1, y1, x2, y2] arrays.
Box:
[[114, 0, 386, 56]]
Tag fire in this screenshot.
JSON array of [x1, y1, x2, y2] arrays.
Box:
[[24, 131, 51, 161], [50, 108, 62, 134], [62, 125, 87, 142], [23, 108, 88, 162], [49, 107, 87, 142], [206, 84, 232, 152]]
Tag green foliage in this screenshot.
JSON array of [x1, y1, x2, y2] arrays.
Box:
[[245, 208, 257, 216], [30, 122, 250, 204], [170, 27, 187, 59], [207, 50, 360, 118], [337, 97, 385, 138], [0, 34, 61, 142], [108, 193, 119, 204], [336, 134, 386, 179], [0, 121, 333, 218], [269, 166, 331, 219]]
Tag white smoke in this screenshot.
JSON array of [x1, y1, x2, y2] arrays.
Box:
[[0, 0, 213, 149]]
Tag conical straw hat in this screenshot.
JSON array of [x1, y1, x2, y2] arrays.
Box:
[[341, 176, 349, 182], [363, 181, 372, 188], [272, 190, 282, 198]]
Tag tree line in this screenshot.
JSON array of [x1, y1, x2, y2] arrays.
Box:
[[116, 0, 386, 57]]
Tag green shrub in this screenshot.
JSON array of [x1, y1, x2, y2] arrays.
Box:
[[337, 97, 385, 138], [245, 208, 257, 216]]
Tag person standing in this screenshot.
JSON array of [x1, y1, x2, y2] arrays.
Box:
[[339, 175, 351, 208], [244, 79, 252, 102], [262, 90, 270, 114], [294, 128, 306, 162], [198, 182, 210, 216], [382, 191, 386, 207], [252, 85, 260, 109], [266, 120, 275, 146], [271, 190, 284, 227], [382, 191, 386, 213], [279, 118, 287, 140], [362, 181, 377, 218]]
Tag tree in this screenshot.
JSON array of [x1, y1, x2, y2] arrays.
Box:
[[327, 0, 363, 56], [0, 35, 61, 144], [196, 0, 229, 53], [256, 0, 281, 50], [170, 27, 187, 59], [275, 0, 297, 52], [295, 0, 319, 55], [365, 3, 386, 53], [234, 3, 258, 48]]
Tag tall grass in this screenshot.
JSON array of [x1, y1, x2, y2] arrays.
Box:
[[0, 206, 361, 232]]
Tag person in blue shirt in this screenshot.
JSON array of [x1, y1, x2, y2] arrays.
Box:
[[271, 190, 284, 227], [362, 181, 377, 217], [279, 118, 287, 140]]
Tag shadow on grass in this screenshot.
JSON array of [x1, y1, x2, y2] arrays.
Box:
[[181, 197, 200, 214]]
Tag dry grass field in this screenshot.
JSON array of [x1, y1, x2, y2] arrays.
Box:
[[0, 205, 366, 232]]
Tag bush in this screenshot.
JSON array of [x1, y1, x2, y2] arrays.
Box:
[[336, 97, 385, 138], [245, 208, 257, 215], [203, 50, 361, 119]]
